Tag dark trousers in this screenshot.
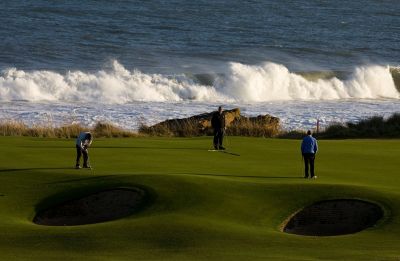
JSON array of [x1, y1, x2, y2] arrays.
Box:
[[213, 128, 224, 149], [76, 145, 89, 167], [303, 153, 315, 178]]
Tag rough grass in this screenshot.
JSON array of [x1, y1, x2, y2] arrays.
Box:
[[2, 118, 280, 138], [138, 119, 201, 137], [278, 113, 400, 139], [226, 118, 280, 137], [0, 136, 400, 260], [5, 113, 400, 139], [139, 118, 280, 137], [319, 113, 400, 139], [0, 121, 138, 138]]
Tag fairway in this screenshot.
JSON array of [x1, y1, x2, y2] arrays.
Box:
[[0, 136, 400, 260]]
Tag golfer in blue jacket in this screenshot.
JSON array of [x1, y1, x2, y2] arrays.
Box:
[[75, 132, 92, 169], [301, 130, 318, 178]]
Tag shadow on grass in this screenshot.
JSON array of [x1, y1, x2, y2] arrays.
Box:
[[95, 146, 206, 150], [17, 145, 243, 156], [18, 145, 240, 153], [185, 173, 301, 179], [0, 167, 73, 173], [41, 172, 301, 184], [219, 151, 240, 156], [95, 147, 241, 155], [0, 168, 300, 183], [19, 146, 207, 151], [45, 175, 116, 184]]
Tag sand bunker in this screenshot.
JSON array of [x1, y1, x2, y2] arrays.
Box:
[[283, 199, 383, 236], [33, 188, 147, 226]]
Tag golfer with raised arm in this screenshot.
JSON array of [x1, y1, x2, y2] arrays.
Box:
[[75, 132, 93, 169], [301, 130, 318, 179]]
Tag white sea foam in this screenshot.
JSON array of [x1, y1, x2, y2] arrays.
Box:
[[216, 62, 399, 101], [2, 100, 400, 131], [0, 61, 398, 103]]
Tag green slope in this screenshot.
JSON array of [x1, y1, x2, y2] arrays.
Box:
[[0, 136, 399, 260]]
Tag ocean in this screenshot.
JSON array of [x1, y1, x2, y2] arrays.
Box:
[[1, 0, 399, 130]]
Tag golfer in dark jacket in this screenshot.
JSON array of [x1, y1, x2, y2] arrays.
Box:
[[211, 106, 226, 150], [301, 130, 318, 178], [75, 132, 92, 169]]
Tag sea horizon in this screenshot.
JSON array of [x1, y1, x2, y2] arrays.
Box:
[[1, 1, 399, 130]]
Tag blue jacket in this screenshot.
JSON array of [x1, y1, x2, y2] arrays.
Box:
[[301, 135, 318, 154], [76, 132, 92, 148]]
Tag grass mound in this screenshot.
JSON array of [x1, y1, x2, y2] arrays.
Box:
[[33, 188, 147, 226], [1, 137, 400, 260], [283, 199, 384, 236]]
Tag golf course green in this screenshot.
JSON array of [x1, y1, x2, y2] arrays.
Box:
[[0, 136, 399, 260]]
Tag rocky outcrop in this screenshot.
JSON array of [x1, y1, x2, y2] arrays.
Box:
[[229, 113, 281, 137], [139, 108, 280, 137], [193, 108, 241, 130], [390, 67, 400, 92]]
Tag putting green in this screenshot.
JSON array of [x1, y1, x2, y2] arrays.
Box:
[[0, 136, 399, 260]]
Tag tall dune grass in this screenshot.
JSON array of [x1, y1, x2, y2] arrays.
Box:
[[139, 117, 280, 137], [278, 113, 400, 139], [318, 113, 400, 139], [0, 121, 138, 138], [138, 119, 207, 137], [3, 113, 400, 139]]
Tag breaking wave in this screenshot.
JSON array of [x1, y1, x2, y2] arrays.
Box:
[[0, 61, 398, 103]]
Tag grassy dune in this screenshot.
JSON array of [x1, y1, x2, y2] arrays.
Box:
[[0, 137, 400, 260]]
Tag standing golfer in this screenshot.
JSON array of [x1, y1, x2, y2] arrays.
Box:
[[301, 130, 318, 178], [211, 106, 226, 150], [75, 132, 92, 169]]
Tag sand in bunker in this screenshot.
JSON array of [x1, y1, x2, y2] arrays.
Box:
[[283, 199, 384, 236], [33, 188, 146, 226]]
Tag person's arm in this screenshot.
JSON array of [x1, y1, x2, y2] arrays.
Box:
[[314, 139, 318, 154], [79, 140, 85, 150], [211, 114, 215, 128], [301, 140, 304, 154], [85, 135, 93, 147]]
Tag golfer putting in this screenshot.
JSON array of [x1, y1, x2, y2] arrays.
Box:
[[75, 132, 93, 169], [301, 130, 318, 179]]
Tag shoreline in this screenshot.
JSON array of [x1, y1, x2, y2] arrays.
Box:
[[2, 99, 400, 132], [2, 112, 400, 139]]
